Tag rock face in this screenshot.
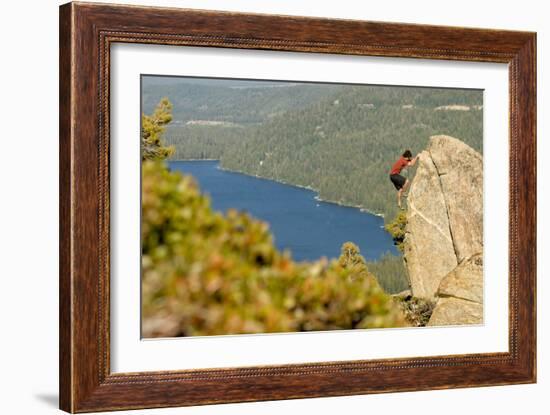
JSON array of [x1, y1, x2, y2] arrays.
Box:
[[403, 151, 457, 299], [403, 135, 483, 326], [426, 296, 483, 326], [438, 253, 483, 304], [428, 253, 484, 326], [429, 136, 483, 263]]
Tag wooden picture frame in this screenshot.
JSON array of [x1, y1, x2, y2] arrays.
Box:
[[59, 2, 536, 412]]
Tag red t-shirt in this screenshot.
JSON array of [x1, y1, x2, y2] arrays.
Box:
[[390, 157, 409, 175]]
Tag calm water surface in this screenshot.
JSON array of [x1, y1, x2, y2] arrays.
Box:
[[168, 160, 397, 262]]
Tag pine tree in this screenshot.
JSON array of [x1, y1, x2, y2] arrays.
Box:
[[141, 97, 175, 161]]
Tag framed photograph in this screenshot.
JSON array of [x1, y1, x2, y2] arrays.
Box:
[[59, 2, 536, 412]]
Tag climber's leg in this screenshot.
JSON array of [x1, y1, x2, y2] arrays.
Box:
[[390, 174, 407, 209], [402, 178, 410, 196]]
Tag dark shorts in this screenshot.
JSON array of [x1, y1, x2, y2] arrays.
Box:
[[390, 174, 407, 190]]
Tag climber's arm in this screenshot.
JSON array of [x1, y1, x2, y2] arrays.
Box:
[[408, 155, 419, 167]]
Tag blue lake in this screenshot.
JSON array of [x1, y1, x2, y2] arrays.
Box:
[[168, 160, 398, 262]]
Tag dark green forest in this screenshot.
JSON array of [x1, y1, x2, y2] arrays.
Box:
[[164, 125, 244, 160], [154, 80, 483, 220], [142, 76, 341, 124]]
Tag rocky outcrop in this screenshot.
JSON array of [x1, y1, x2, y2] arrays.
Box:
[[403, 152, 457, 299], [429, 136, 483, 263], [427, 253, 483, 326], [426, 296, 483, 326], [437, 253, 483, 303], [403, 135, 483, 326]]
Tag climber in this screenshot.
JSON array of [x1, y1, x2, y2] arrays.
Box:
[[389, 149, 418, 210]]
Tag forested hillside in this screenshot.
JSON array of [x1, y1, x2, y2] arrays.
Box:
[[164, 125, 244, 160], [221, 85, 482, 219], [143, 77, 483, 220], [142, 76, 341, 124]]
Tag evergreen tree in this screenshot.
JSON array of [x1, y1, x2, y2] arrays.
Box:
[[141, 97, 175, 161]]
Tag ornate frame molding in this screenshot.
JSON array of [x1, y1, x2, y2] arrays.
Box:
[[60, 2, 536, 412]]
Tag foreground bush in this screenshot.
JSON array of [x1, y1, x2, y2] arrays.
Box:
[[141, 161, 407, 337]]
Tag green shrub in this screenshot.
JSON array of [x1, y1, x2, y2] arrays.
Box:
[[385, 211, 407, 252], [395, 295, 435, 327], [141, 161, 407, 337]]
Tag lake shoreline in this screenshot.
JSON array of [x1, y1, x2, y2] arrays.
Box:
[[170, 158, 386, 219], [168, 159, 398, 261]]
